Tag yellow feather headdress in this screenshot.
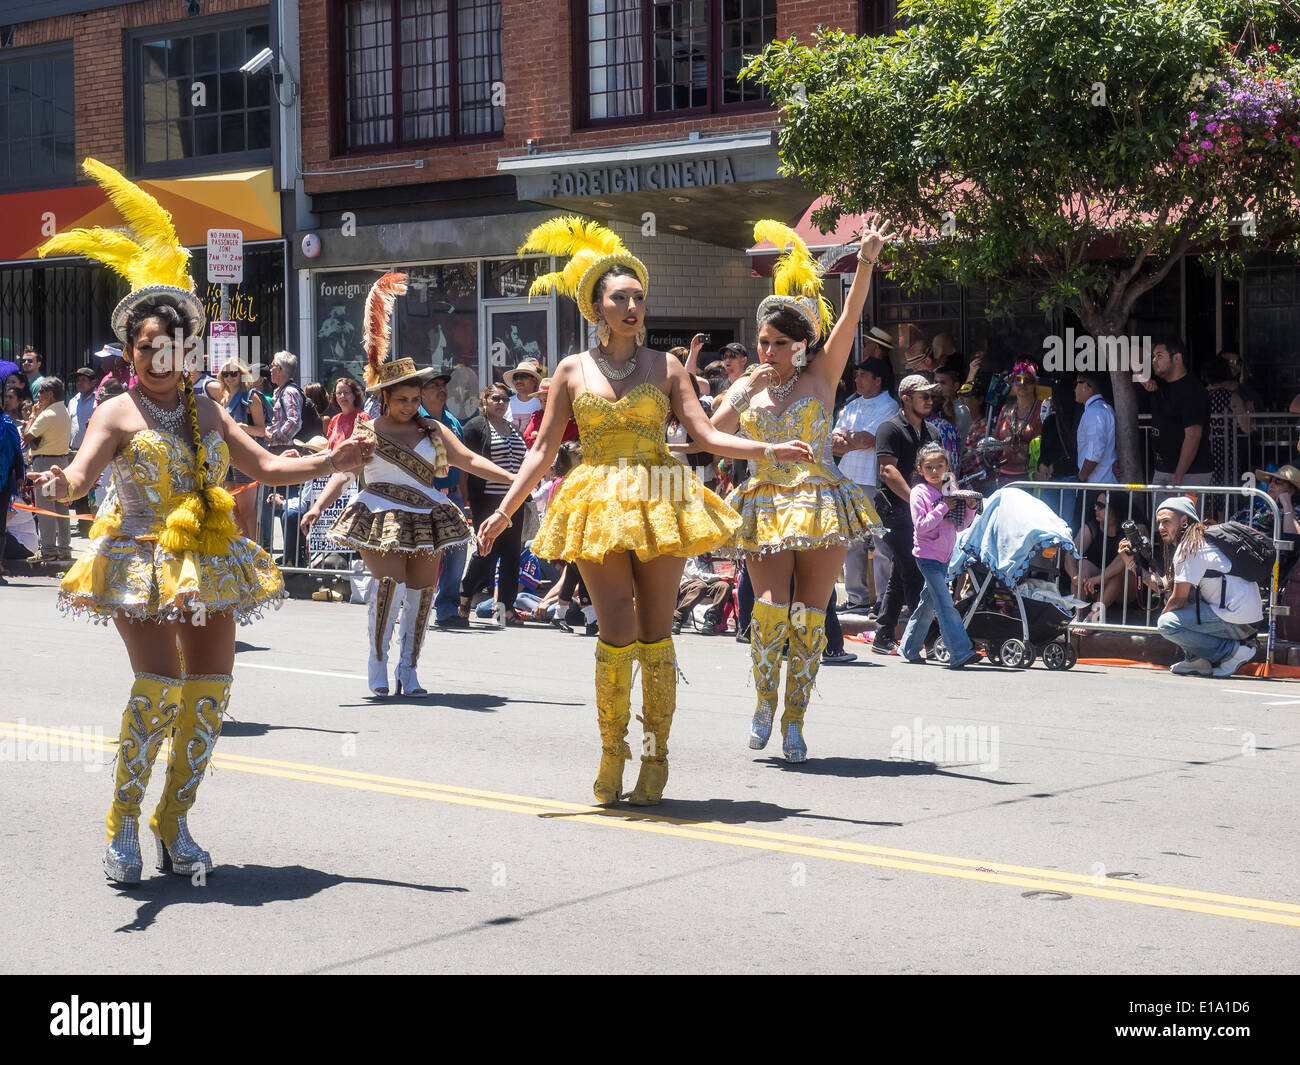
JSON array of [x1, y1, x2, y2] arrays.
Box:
[[753, 219, 835, 344], [37, 158, 202, 343], [518, 215, 648, 323]]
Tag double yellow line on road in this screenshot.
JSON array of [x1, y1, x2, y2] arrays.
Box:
[[7, 719, 1300, 928]]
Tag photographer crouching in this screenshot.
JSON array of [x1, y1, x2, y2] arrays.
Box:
[[1118, 496, 1261, 678]]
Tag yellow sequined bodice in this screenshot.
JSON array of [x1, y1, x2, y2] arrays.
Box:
[[572, 383, 673, 466], [100, 429, 230, 538], [738, 396, 840, 486]]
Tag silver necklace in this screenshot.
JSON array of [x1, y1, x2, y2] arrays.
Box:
[[135, 387, 187, 436], [594, 345, 638, 381], [770, 369, 801, 403]]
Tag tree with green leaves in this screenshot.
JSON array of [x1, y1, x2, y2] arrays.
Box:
[[743, 0, 1300, 479]]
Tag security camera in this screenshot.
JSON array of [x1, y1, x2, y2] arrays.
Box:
[[240, 48, 275, 76]]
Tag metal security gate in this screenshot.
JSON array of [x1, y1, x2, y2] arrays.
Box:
[[0, 262, 123, 377]]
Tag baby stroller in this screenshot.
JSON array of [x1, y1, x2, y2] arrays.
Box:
[[925, 487, 1087, 669]]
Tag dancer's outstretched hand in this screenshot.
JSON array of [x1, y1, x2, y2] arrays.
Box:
[[857, 211, 897, 262], [771, 439, 815, 463], [27, 465, 69, 502], [329, 435, 374, 473], [300, 505, 322, 535], [477, 510, 509, 555]]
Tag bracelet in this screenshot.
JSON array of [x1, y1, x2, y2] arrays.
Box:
[[494, 508, 513, 528], [764, 444, 777, 463], [326, 450, 341, 474], [857, 250, 879, 266], [729, 387, 752, 414]]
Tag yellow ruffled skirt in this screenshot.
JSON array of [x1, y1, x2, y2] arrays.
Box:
[[726, 476, 882, 556], [57, 533, 286, 624], [533, 459, 740, 563]]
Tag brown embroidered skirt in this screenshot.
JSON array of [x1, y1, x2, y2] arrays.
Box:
[[327, 500, 473, 556]]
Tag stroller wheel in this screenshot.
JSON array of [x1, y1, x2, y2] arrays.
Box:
[[1042, 642, 1068, 671], [999, 637, 1035, 669], [929, 637, 951, 665], [1063, 644, 1078, 670]]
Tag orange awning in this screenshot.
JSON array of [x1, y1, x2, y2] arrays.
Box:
[[2, 167, 281, 264]]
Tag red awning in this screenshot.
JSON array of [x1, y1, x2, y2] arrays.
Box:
[[747, 196, 864, 276]]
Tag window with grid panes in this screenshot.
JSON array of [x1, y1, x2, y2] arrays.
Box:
[[135, 20, 272, 173], [338, 0, 502, 153], [580, 0, 776, 125], [0, 48, 75, 188], [859, 0, 905, 35]]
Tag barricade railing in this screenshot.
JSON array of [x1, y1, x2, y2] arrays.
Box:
[[1211, 410, 1300, 485], [1008, 479, 1287, 667], [254, 476, 365, 577]]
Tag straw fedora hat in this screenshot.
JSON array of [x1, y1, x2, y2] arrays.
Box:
[[364, 357, 436, 393]]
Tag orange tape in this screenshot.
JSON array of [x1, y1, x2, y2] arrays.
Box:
[[14, 477, 258, 521]]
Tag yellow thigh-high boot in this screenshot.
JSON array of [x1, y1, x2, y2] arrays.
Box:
[[104, 673, 183, 884], [149, 673, 231, 876], [748, 598, 791, 750], [593, 639, 637, 803], [627, 637, 678, 806], [782, 607, 827, 763]]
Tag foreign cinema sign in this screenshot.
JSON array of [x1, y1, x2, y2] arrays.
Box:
[[546, 157, 736, 198]]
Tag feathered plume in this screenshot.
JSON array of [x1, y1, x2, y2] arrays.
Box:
[[37, 158, 193, 292], [363, 273, 408, 388], [753, 219, 835, 335], [518, 215, 629, 302]]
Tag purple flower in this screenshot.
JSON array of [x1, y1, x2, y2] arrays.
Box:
[[1200, 139, 1213, 149]]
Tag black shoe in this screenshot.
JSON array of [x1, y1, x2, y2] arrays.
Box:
[[671, 619, 682, 635], [948, 653, 984, 670], [735, 629, 750, 644], [700, 610, 720, 634], [552, 616, 574, 634], [435, 616, 470, 630], [840, 600, 873, 615], [584, 621, 599, 637], [872, 635, 899, 656]]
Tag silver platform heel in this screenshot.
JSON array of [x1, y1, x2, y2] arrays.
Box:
[[782, 722, 808, 763], [103, 815, 143, 884], [153, 815, 212, 876]]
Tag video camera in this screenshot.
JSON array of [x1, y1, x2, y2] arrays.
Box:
[[1120, 519, 1154, 577]]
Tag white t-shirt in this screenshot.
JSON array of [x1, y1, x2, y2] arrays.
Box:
[[509, 395, 541, 432], [1174, 542, 1263, 625], [833, 392, 899, 488]]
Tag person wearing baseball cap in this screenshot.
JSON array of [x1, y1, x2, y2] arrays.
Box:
[[1119, 495, 1262, 677], [869, 374, 943, 654]]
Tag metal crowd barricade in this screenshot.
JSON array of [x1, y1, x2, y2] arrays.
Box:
[[256, 475, 366, 578], [1009, 479, 1287, 668], [1211, 410, 1300, 485]]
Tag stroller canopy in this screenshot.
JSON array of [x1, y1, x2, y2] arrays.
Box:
[[947, 487, 1078, 584]]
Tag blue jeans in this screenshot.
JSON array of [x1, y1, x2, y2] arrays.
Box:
[[1156, 604, 1255, 665], [435, 489, 469, 621], [475, 590, 551, 618], [901, 556, 975, 664]]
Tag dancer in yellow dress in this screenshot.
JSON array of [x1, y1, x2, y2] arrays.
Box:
[[709, 216, 894, 762], [476, 217, 813, 805], [30, 159, 374, 885]]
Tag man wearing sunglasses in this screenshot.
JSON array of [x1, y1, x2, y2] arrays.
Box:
[[20, 346, 46, 401], [872, 374, 943, 654]]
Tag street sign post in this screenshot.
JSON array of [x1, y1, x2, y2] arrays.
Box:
[[209, 321, 239, 374]]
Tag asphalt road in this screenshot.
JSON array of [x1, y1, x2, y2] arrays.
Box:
[[3, 576, 1298, 974]]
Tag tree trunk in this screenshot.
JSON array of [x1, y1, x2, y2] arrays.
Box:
[[1074, 305, 1144, 482]]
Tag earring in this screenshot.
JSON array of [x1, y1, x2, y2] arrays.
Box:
[[635, 325, 647, 347], [597, 320, 612, 346]]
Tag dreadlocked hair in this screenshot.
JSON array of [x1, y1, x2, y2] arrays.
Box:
[[1166, 520, 1208, 581]]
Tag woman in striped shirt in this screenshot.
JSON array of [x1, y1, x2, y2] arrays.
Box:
[[460, 382, 529, 624]]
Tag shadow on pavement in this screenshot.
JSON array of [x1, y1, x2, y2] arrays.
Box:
[[335, 692, 513, 712], [759, 756, 1017, 786], [112, 864, 467, 933], [539, 797, 898, 829], [234, 641, 269, 653], [221, 719, 356, 738]]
